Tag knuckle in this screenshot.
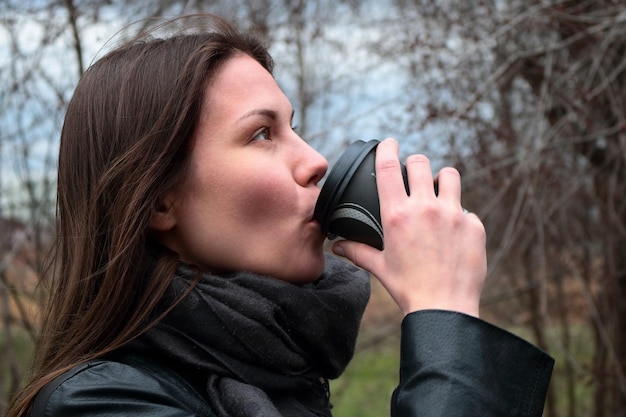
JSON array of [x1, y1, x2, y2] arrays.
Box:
[[384, 204, 413, 228], [420, 202, 442, 221], [468, 216, 487, 242], [439, 166, 460, 178], [377, 158, 400, 173], [405, 154, 430, 166], [476, 221, 487, 241]]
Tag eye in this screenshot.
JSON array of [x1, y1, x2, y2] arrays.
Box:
[[251, 127, 271, 142]]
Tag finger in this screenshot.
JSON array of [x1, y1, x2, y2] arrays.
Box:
[[405, 154, 435, 200], [434, 167, 462, 206], [332, 240, 382, 275], [375, 138, 407, 209]]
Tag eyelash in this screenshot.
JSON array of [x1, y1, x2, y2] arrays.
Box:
[[252, 127, 271, 142], [251, 124, 299, 142]]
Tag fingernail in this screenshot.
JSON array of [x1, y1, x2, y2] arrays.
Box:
[[332, 244, 345, 256]]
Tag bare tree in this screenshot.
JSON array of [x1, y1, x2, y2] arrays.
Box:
[[375, 1, 626, 415], [5, 1, 625, 416], [0, 1, 118, 412], [0, 0, 371, 412]]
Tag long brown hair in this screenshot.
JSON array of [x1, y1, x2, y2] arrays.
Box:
[[7, 15, 273, 417]]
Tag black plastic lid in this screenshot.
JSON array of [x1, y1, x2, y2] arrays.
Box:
[[314, 139, 380, 234]]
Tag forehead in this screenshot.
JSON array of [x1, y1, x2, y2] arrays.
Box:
[[192, 53, 293, 145], [203, 53, 288, 112]]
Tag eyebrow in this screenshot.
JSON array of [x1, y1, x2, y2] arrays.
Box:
[[237, 108, 295, 123]]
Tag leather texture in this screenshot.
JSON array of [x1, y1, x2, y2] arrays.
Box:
[[32, 310, 554, 417], [392, 310, 554, 417], [32, 355, 214, 417]]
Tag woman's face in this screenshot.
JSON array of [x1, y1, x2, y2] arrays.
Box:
[[156, 53, 329, 283]]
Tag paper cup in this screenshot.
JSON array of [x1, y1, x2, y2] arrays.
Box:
[[314, 140, 408, 250]]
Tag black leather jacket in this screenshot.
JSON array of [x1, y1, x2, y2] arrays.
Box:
[[32, 310, 554, 417]]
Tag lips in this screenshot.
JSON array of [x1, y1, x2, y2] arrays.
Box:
[[305, 190, 322, 224], [306, 214, 319, 227]]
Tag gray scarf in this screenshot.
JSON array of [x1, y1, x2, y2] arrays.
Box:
[[128, 253, 370, 417]]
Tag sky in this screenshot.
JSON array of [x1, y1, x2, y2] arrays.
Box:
[[0, 3, 467, 219]]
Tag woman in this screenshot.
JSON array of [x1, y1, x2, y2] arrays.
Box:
[[7, 14, 553, 417]]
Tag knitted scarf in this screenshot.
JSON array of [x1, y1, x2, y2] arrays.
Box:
[[127, 253, 370, 417]]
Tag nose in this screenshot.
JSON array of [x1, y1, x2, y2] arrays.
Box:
[[293, 137, 328, 187]]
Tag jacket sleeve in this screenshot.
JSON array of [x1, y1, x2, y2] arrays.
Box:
[[391, 310, 554, 417], [32, 360, 213, 417]]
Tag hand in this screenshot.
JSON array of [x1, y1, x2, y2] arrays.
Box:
[[332, 138, 487, 317]]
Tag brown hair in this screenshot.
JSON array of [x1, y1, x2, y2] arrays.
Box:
[[7, 14, 273, 417]]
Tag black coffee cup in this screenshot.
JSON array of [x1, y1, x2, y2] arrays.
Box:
[[314, 139, 408, 250]]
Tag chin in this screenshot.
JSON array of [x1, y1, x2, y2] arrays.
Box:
[[282, 253, 326, 284]]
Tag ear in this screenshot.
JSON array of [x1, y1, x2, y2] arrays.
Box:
[[149, 193, 177, 232]]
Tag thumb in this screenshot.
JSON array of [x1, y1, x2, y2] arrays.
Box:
[[332, 239, 382, 274]]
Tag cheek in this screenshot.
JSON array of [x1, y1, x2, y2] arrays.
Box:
[[239, 177, 296, 221], [215, 170, 296, 225]]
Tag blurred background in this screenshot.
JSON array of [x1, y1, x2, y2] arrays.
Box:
[[1, 0, 625, 416]]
